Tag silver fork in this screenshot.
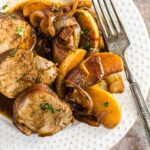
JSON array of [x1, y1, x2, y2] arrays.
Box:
[[92, 0, 150, 145]]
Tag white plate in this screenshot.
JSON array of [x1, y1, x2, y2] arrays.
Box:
[[0, 0, 150, 150]]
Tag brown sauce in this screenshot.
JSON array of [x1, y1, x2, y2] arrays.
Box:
[[0, 94, 14, 120]]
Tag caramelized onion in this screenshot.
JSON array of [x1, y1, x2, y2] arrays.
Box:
[[78, 0, 92, 8], [80, 55, 104, 79], [23, 2, 50, 17], [30, 11, 45, 27], [40, 17, 49, 35], [64, 0, 92, 18], [54, 0, 80, 20], [65, 81, 93, 113], [73, 23, 81, 48], [67, 0, 81, 17], [54, 16, 81, 48], [54, 17, 77, 31], [65, 54, 105, 89], [40, 13, 55, 37], [48, 15, 56, 37], [74, 112, 100, 127]]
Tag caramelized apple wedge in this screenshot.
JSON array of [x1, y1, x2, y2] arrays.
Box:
[[66, 52, 124, 89], [106, 73, 125, 93], [23, 2, 50, 17], [92, 73, 125, 93], [91, 80, 108, 91], [80, 52, 124, 77], [86, 86, 122, 128], [75, 9, 100, 50], [77, 0, 92, 8], [56, 49, 87, 98], [97, 53, 124, 76]]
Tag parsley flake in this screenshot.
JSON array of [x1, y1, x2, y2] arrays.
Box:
[[10, 49, 17, 57], [9, 14, 16, 19], [103, 101, 109, 107], [83, 41, 91, 49], [16, 27, 25, 37], [40, 103, 55, 113], [89, 47, 94, 51], [81, 28, 90, 36], [2, 5, 8, 10], [82, 41, 94, 51]]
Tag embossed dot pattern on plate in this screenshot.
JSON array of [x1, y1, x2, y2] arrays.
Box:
[[0, 0, 150, 150]]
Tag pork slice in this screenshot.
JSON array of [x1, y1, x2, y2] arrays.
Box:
[[0, 12, 36, 54], [0, 50, 58, 98], [13, 84, 73, 136]]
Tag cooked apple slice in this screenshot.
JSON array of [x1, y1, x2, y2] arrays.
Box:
[[65, 52, 124, 89], [77, 0, 92, 8], [86, 86, 122, 128], [23, 2, 50, 17], [81, 52, 124, 77], [91, 80, 108, 91], [75, 9, 100, 50], [56, 49, 87, 98], [96, 53, 124, 76], [106, 73, 125, 93], [100, 36, 105, 49]]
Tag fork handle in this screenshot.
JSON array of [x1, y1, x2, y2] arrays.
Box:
[[124, 59, 150, 145], [130, 82, 150, 144]]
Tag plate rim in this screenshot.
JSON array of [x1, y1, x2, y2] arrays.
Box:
[[0, 0, 150, 149]]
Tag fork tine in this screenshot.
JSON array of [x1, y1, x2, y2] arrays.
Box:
[[104, 0, 122, 33], [98, 0, 117, 36], [92, 0, 109, 37]]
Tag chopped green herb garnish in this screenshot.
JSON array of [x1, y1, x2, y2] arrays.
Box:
[[16, 27, 25, 37], [10, 49, 17, 57], [103, 101, 109, 107], [40, 103, 55, 113], [2, 5, 8, 10], [82, 41, 94, 51], [81, 27, 94, 51], [35, 77, 41, 83], [89, 47, 94, 51], [83, 41, 91, 49], [81, 28, 90, 36], [9, 14, 16, 19]]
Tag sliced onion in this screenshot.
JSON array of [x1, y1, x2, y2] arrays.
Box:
[[54, 16, 81, 48], [67, 0, 81, 17], [65, 0, 92, 17], [40, 16, 49, 35], [74, 112, 100, 127], [30, 11, 45, 27], [48, 15, 56, 37], [54, 17, 77, 31], [65, 81, 93, 113], [55, 0, 80, 20], [73, 22, 81, 48], [77, 0, 92, 8], [40, 14, 56, 37], [80, 55, 104, 79]]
